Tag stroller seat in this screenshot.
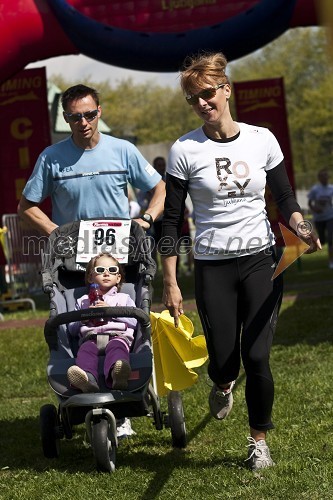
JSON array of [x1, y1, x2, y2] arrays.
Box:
[[47, 282, 153, 397], [39, 218, 187, 472]]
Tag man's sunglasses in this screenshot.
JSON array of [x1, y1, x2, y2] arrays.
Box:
[[64, 109, 99, 123], [185, 84, 226, 105], [94, 266, 119, 275]]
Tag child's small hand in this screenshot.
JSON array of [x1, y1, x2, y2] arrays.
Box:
[[89, 300, 105, 308]]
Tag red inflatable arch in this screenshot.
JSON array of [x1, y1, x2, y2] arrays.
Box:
[[0, 0, 320, 84]]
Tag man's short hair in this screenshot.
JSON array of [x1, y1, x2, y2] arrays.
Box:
[[61, 84, 100, 110]]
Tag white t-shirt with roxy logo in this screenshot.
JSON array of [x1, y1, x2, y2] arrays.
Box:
[[167, 122, 284, 259]]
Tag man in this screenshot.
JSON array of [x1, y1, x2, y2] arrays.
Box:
[[18, 84, 165, 235], [17, 84, 165, 438]]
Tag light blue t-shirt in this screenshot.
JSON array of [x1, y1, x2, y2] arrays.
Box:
[[23, 133, 161, 225]]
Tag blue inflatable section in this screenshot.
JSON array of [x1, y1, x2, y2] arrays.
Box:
[[48, 0, 298, 72]]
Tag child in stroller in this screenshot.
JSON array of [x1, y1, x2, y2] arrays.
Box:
[[67, 252, 137, 393], [40, 219, 187, 472]]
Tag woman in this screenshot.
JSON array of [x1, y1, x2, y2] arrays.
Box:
[[160, 52, 320, 470]]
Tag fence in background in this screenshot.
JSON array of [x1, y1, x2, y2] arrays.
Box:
[[0, 214, 47, 313]]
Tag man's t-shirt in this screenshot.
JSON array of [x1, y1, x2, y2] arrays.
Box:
[[23, 133, 161, 225]]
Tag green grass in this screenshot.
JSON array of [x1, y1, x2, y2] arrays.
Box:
[[1, 249, 333, 499]]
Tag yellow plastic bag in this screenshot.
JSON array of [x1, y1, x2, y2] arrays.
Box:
[[150, 310, 208, 396], [0, 227, 8, 261]]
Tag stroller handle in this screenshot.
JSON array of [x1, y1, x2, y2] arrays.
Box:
[[44, 306, 151, 350]]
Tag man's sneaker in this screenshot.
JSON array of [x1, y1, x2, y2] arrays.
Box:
[[209, 381, 235, 420], [111, 359, 131, 390], [246, 437, 275, 470], [67, 365, 99, 393], [116, 418, 136, 439]]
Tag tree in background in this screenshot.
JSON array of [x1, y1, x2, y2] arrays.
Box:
[[51, 27, 333, 187], [230, 27, 333, 188], [52, 76, 201, 145]]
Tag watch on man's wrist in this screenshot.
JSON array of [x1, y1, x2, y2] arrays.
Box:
[[140, 213, 154, 228]]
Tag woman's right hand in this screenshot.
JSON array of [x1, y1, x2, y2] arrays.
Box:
[[163, 283, 184, 327]]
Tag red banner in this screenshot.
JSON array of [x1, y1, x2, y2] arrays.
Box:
[[0, 67, 51, 263], [0, 67, 51, 216], [233, 77, 295, 246]]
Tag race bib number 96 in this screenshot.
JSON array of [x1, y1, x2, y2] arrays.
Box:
[[76, 220, 131, 263]]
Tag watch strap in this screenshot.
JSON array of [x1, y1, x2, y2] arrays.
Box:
[[140, 213, 153, 228]]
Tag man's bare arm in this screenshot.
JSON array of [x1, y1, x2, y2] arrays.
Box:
[[17, 195, 58, 236]]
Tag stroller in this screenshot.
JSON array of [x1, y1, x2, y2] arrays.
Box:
[[39, 219, 187, 472]]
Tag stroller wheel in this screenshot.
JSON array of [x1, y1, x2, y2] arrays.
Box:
[[167, 391, 187, 449], [40, 404, 61, 458], [91, 417, 116, 473]]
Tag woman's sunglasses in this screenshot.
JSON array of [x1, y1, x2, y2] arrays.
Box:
[[64, 109, 99, 123], [94, 266, 119, 275], [185, 83, 226, 105]]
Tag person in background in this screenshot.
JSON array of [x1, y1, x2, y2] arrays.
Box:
[[176, 204, 194, 277], [152, 156, 167, 179], [128, 188, 142, 219], [137, 156, 167, 269], [308, 168, 333, 269], [17, 84, 165, 438], [160, 51, 320, 470]]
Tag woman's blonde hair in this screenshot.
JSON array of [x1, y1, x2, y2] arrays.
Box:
[[85, 252, 124, 290], [180, 51, 230, 95]]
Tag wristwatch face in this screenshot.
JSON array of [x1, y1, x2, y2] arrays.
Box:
[[142, 213, 153, 225]]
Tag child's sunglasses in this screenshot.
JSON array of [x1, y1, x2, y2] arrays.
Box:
[[185, 84, 226, 105], [94, 266, 119, 275]]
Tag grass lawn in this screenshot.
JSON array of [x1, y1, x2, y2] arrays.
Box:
[[0, 248, 333, 499]]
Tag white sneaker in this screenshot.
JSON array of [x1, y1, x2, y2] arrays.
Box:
[[246, 437, 275, 470], [209, 381, 235, 420], [116, 418, 136, 439]]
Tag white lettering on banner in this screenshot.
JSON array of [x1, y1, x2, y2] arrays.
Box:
[[76, 220, 131, 264]]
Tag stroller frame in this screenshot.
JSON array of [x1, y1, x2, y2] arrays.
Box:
[[40, 219, 186, 472]]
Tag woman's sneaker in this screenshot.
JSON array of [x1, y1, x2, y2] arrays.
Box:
[[67, 366, 99, 393], [246, 437, 275, 470], [209, 381, 235, 419], [111, 360, 131, 390]]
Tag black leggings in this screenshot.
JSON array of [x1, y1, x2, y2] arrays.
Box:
[[314, 219, 333, 248], [195, 249, 283, 431]]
